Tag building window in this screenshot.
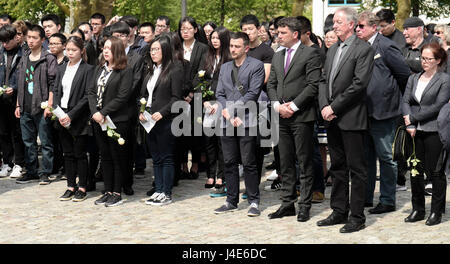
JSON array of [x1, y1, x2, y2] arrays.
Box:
[[329, 0, 361, 5]]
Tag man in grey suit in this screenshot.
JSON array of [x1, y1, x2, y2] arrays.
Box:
[[317, 7, 374, 233], [266, 17, 322, 222], [355, 11, 411, 215], [214, 32, 265, 217]]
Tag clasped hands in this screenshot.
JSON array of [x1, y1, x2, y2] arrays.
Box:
[[222, 108, 243, 127], [321, 105, 337, 122]]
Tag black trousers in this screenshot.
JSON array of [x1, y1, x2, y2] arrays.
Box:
[[327, 123, 368, 223], [0, 104, 25, 167], [221, 128, 259, 206], [123, 118, 138, 189], [411, 131, 446, 214], [278, 119, 315, 210], [205, 134, 224, 180], [59, 128, 88, 188], [93, 121, 129, 194]]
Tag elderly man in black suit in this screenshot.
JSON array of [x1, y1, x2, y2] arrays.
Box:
[[266, 17, 322, 222], [355, 11, 411, 215], [317, 7, 374, 233]]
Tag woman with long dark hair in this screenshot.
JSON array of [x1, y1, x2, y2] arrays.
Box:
[[402, 42, 449, 225], [88, 36, 133, 207], [53, 36, 93, 202], [193, 27, 231, 195], [140, 35, 183, 206]]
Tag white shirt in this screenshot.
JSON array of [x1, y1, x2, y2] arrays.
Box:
[[415, 79, 429, 102], [146, 64, 162, 108], [368, 33, 378, 46], [183, 40, 196, 61], [61, 59, 82, 108]]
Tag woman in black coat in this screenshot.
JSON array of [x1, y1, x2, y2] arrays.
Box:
[[88, 36, 133, 207], [402, 42, 449, 226], [52, 36, 93, 202]]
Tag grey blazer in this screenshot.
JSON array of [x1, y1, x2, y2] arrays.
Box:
[[267, 43, 322, 123], [402, 71, 450, 132], [215, 56, 265, 128]]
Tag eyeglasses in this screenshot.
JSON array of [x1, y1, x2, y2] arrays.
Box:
[[356, 24, 365, 29], [421, 56, 436, 63], [150, 48, 161, 53]]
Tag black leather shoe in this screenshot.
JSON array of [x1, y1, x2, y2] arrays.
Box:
[[317, 212, 348, 226], [123, 186, 134, 196], [364, 202, 373, 208], [189, 171, 199, 180], [297, 208, 310, 222], [339, 221, 365, 233], [369, 203, 396, 214], [404, 210, 425, 222], [268, 205, 296, 219], [146, 186, 156, 196], [425, 213, 442, 226]]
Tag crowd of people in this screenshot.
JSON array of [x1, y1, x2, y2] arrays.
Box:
[[0, 6, 449, 233]]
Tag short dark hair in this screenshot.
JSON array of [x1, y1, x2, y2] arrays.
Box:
[[50, 33, 67, 45], [271, 16, 285, 29], [376, 9, 395, 24], [296, 16, 311, 34], [110, 21, 130, 35], [78, 21, 93, 31], [157, 16, 170, 26], [90, 13, 106, 24], [120, 15, 139, 28], [277, 17, 302, 39], [240, 14, 260, 29], [70, 28, 85, 42], [0, 14, 13, 23], [0, 24, 17, 42], [41, 14, 61, 26], [230, 31, 250, 46], [28, 24, 45, 39], [139, 22, 155, 33]]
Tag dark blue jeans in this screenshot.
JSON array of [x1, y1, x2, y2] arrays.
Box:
[[20, 112, 53, 177], [365, 117, 397, 206], [148, 119, 175, 196]]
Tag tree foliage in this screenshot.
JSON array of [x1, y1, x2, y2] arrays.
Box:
[[362, 0, 450, 19]]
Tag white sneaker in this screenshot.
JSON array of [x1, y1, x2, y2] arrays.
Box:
[[396, 184, 407, 191], [267, 170, 278, 181], [239, 165, 244, 177], [145, 192, 162, 205], [9, 165, 23, 178], [0, 164, 12, 178]]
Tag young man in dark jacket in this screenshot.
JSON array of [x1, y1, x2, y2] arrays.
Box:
[[14, 25, 57, 185]]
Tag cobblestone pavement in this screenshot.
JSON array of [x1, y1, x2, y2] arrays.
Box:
[[0, 155, 449, 244]]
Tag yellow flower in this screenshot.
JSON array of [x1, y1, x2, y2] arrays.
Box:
[[198, 70, 205, 78]]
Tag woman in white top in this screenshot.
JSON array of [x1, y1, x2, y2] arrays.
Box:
[[402, 42, 449, 226], [52, 36, 94, 202]]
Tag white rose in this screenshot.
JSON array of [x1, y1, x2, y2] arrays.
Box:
[[118, 138, 125, 145], [140, 98, 147, 105], [41, 101, 48, 109], [198, 70, 205, 78], [196, 117, 202, 124]]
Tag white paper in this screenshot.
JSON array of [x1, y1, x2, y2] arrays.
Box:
[[140, 111, 156, 133], [52, 106, 67, 119], [203, 108, 218, 128], [100, 115, 117, 131]]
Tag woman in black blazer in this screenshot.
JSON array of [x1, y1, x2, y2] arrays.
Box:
[[178, 16, 209, 180], [139, 35, 183, 206], [52, 36, 93, 202], [88, 36, 133, 207], [402, 42, 449, 226], [193, 27, 231, 192]]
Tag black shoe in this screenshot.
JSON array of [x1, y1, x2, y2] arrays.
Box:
[[86, 182, 96, 192], [297, 208, 310, 222], [134, 168, 145, 175], [16, 174, 39, 184], [364, 202, 373, 208], [404, 210, 425, 223], [105, 193, 123, 207], [60, 189, 76, 201], [317, 211, 348, 226], [205, 178, 215, 189], [147, 186, 156, 197], [179, 171, 189, 179], [339, 221, 366, 233], [95, 193, 110, 205], [123, 186, 134, 196], [189, 171, 199, 180], [72, 190, 87, 202], [368, 203, 396, 214], [39, 174, 51, 185], [268, 205, 296, 219], [265, 162, 276, 170], [425, 213, 442, 226]]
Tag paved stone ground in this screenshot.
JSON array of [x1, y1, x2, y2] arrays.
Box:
[[0, 154, 449, 244]]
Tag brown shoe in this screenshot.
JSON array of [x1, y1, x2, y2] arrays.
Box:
[[312, 192, 324, 203]]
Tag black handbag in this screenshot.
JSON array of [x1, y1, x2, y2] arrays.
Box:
[[392, 125, 413, 163]]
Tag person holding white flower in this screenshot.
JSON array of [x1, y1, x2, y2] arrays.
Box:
[[52, 36, 94, 202], [139, 35, 183, 206], [402, 42, 449, 226], [88, 36, 133, 207]]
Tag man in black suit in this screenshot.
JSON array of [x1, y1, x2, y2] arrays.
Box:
[[266, 17, 322, 222], [317, 7, 374, 233], [355, 11, 411, 215]]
